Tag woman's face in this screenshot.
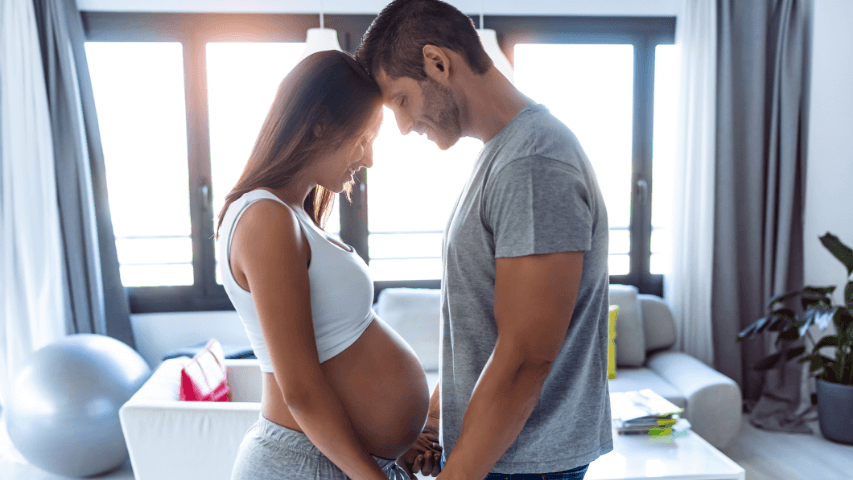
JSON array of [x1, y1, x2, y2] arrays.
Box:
[[314, 108, 383, 194]]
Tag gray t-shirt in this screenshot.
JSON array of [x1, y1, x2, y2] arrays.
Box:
[[439, 103, 613, 474]]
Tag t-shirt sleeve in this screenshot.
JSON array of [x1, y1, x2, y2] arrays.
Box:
[[485, 155, 593, 258]]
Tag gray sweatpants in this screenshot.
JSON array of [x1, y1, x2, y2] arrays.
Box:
[[231, 413, 409, 480]]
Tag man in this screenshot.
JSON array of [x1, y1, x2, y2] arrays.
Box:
[[355, 1, 612, 478]]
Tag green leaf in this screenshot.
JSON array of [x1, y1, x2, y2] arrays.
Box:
[[820, 233, 853, 276], [766, 310, 795, 332], [812, 335, 839, 351], [808, 305, 836, 330], [754, 352, 781, 370], [738, 316, 776, 340], [754, 346, 806, 370], [803, 285, 837, 296], [737, 322, 759, 342], [833, 308, 853, 335], [768, 291, 801, 309], [779, 324, 803, 341], [805, 354, 836, 373], [799, 312, 817, 337], [846, 281, 853, 310], [801, 287, 834, 310]]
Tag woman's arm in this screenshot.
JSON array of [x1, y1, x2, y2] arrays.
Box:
[[231, 200, 388, 480]]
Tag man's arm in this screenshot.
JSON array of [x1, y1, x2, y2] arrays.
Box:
[[438, 251, 583, 480]]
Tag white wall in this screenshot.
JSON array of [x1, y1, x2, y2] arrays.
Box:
[[131, 311, 247, 368], [804, 0, 853, 303], [77, 0, 681, 16]]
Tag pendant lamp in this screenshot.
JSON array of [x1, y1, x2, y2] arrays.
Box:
[[476, 2, 513, 83], [299, 0, 342, 61]]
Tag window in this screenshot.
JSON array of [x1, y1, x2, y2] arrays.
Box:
[[82, 13, 674, 312], [367, 110, 481, 281], [86, 42, 194, 287], [514, 43, 635, 275]]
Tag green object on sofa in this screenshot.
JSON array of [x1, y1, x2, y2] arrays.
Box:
[[609, 305, 618, 379]]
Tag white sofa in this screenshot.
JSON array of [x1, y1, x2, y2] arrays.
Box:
[[605, 284, 742, 450], [119, 359, 263, 480]]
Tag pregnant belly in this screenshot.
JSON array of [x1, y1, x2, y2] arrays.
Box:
[[322, 317, 431, 459], [262, 317, 430, 460]]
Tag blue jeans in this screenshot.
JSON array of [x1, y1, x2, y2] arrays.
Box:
[[483, 463, 589, 479], [440, 457, 589, 480]]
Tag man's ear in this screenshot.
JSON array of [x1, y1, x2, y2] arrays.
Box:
[[422, 45, 451, 83]]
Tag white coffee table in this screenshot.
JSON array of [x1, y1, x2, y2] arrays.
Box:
[[585, 428, 745, 480]]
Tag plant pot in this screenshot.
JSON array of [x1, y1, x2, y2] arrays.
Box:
[[816, 378, 853, 445]]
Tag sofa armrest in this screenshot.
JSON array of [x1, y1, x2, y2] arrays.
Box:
[[120, 358, 261, 480], [225, 359, 263, 402], [645, 351, 742, 450]]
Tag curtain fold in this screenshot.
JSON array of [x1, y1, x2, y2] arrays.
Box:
[[665, 0, 717, 368], [0, 0, 68, 406], [713, 0, 813, 433], [32, 0, 135, 346], [1, 0, 135, 406]]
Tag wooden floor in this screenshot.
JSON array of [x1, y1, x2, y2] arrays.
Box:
[[718, 413, 853, 480], [2, 412, 852, 479]]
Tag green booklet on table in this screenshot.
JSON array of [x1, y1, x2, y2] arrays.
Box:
[[610, 389, 687, 434]]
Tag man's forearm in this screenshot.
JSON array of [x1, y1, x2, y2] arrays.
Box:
[[439, 342, 551, 480]]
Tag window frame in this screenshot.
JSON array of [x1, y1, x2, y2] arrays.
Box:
[[81, 12, 673, 313]]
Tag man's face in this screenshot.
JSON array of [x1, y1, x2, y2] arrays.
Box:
[[375, 68, 462, 150]]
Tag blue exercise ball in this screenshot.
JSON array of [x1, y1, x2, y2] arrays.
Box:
[[6, 333, 151, 477]]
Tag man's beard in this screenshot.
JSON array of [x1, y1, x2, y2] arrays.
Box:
[[420, 76, 462, 148]]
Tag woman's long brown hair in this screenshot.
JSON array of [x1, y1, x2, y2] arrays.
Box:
[[215, 50, 382, 238]]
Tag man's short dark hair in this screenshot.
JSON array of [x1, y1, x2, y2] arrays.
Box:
[[355, 0, 492, 80]]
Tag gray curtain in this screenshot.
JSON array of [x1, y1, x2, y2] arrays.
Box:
[[32, 0, 135, 347], [713, 0, 812, 432]]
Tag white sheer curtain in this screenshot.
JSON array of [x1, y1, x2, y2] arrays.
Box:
[[664, 0, 716, 367], [0, 0, 68, 407]]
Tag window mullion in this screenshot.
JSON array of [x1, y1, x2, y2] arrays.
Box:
[[183, 31, 215, 298], [340, 174, 370, 265], [630, 39, 655, 293]]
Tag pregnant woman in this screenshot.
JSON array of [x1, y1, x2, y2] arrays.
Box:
[[216, 51, 437, 479]]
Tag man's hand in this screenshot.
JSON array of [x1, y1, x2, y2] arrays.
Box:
[[397, 414, 442, 478]]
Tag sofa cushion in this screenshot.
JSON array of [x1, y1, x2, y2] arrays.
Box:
[[608, 285, 646, 367], [638, 294, 677, 353], [607, 367, 686, 410], [374, 288, 441, 371]]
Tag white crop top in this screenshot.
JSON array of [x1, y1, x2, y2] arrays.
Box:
[[218, 189, 375, 372]]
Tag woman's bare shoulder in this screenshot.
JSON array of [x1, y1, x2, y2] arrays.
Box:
[[230, 198, 309, 287]]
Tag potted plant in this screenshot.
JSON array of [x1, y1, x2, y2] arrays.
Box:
[[737, 232, 853, 444]]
